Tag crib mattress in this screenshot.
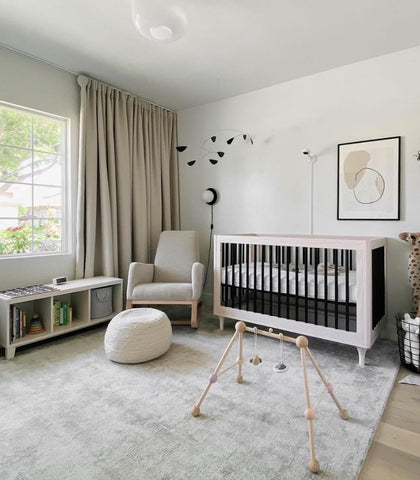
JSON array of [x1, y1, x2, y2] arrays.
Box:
[[221, 263, 357, 303]]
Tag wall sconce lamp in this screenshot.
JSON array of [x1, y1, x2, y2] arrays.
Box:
[[202, 188, 218, 205], [202, 188, 218, 288], [301, 148, 317, 163], [301, 148, 318, 236]]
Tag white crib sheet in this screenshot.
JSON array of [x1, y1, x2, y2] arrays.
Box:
[[221, 263, 357, 303]]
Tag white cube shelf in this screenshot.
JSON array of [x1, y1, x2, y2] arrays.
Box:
[[0, 276, 123, 359]]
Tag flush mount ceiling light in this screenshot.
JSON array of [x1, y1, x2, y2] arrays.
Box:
[[131, 0, 187, 42], [149, 25, 173, 41]]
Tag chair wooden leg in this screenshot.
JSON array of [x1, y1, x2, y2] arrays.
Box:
[[126, 300, 133, 309], [191, 301, 199, 328]]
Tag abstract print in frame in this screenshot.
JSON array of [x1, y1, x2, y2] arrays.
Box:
[[337, 136, 400, 220]]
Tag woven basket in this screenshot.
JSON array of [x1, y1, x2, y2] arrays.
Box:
[[396, 313, 420, 373]]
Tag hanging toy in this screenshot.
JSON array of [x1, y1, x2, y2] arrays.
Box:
[[273, 331, 288, 373], [250, 326, 262, 365]]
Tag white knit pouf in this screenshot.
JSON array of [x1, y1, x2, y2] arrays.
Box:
[[104, 308, 172, 364]]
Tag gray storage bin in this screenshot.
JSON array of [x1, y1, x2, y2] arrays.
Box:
[[91, 286, 113, 319]]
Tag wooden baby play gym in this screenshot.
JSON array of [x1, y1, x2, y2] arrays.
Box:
[[191, 321, 348, 474]]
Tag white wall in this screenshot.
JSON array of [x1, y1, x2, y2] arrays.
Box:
[[178, 46, 420, 339], [0, 47, 79, 289]]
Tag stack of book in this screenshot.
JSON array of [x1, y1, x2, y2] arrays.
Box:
[[9, 306, 27, 342], [54, 301, 72, 326]]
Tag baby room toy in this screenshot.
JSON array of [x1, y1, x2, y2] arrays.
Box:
[[396, 232, 420, 372], [273, 329, 288, 373], [191, 321, 348, 474], [399, 231, 420, 317], [250, 326, 262, 366]]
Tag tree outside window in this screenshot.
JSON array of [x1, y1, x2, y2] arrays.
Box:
[[0, 103, 68, 256]]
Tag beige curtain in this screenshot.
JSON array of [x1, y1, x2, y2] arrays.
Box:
[[75, 75, 180, 283]]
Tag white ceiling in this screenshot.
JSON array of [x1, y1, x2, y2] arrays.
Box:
[[1, 0, 420, 111]]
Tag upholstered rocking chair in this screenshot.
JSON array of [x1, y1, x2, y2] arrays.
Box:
[[126, 230, 205, 328]]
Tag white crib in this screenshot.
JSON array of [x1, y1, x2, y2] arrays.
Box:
[[213, 234, 387, 366]]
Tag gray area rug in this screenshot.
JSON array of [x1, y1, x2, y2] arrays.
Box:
[[0, 310, 399, 480]]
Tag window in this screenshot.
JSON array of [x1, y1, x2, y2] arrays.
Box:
[[0, 102, 68, 256]]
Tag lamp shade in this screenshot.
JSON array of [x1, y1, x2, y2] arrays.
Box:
[[131, 0, 187, 42], [203, 188, 218, 205]]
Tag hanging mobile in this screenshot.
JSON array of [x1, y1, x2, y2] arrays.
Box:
[[273, 331, 288, 373], [250, 326, 262, 365]]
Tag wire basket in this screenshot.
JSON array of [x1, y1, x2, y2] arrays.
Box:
[[396, 313, 420, 373]]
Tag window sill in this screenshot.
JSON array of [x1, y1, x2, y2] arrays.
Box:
[[0, 251, 73, 261]]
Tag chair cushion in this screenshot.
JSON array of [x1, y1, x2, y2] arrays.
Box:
[[154, 230, 199, 283], [132, 282, 193, 301]]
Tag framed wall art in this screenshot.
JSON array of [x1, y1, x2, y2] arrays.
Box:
[[337, 136, 400, 220]]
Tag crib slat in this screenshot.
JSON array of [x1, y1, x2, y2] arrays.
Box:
[[223, 243, 228, 306], [230, 243, 235, 308], [238, 244, 242, 310], [221, 242, 225, 305], [253, 244, 257, 313], [246, 244, 250, 311], [314, 248, 319, 325], [333, 249, 339, 329], [227, 243, 231, 306], [227, 242, 230, 306], [304, 247, 308, 322], [261, 245, 265, 314], [324, 249, 328, 327], [286, 246, 291, 319], [345, 249, 350, 331], [276, 246, 281, 318], [269, 245, 273, 316], [295, 246, 299, 322]]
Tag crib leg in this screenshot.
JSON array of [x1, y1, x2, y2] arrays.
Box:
[[219, 316, 225, 330], [356, 347, 367, 367]]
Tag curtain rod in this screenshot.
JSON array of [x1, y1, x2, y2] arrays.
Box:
[[77, 75, 174, 113], [0, 42, 174, 113]]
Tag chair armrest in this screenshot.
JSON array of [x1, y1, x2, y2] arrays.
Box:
[[192, 262, 205, 300], [126, 262, 154, 299]]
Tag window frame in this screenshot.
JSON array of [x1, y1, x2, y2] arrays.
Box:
[[0, 101, 70, 258]]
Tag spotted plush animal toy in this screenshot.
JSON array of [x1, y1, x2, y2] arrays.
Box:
[[399, 232, 420, 317]]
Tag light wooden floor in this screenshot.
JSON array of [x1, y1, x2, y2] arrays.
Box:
[[358, 367, 420, 480]]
